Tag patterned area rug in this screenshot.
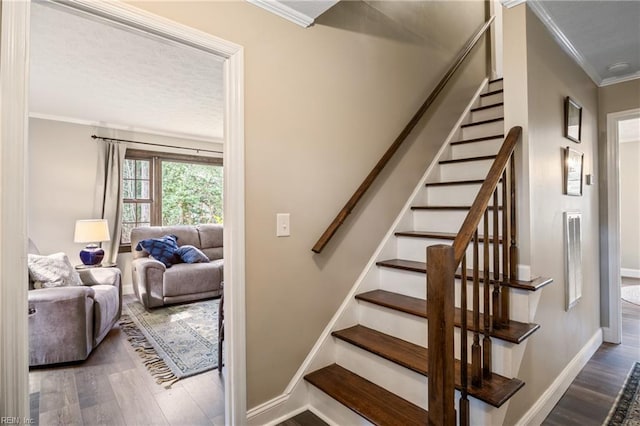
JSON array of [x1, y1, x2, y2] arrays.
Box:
[[605, 362, 640, 425], [119, 298, 219, 388], [622, 286, 640, 306]]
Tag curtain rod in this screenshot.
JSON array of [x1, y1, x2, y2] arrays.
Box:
[[91, 135, 223, 154]]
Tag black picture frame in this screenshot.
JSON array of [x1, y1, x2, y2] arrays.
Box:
[[564, 97, 582, 143], [564, 146, 584, 196]]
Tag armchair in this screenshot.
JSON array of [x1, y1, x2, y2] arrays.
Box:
[[28, 241, 122, 366]]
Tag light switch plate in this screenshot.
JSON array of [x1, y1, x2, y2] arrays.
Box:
[[277, 213, 290, 237]]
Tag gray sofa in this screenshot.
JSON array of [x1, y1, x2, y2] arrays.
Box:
[[28, 241, 122, 366], [131, 224, 223, 309]]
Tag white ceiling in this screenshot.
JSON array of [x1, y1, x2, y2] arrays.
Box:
[[29, 2, 225, 142], [526, 0, 640, 86]]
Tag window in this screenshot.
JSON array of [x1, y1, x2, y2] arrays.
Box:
[[122, 157, 152, 244], [120, 149, 223, 250]]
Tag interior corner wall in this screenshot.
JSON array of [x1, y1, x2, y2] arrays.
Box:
[[502, 4, 531, 271], [126, 0, 487, 409], [28, 118, 100, 263], [504, 4, 600, 424], [597, 78, 640, 322], [28, 117, 221, 281], [619, 140, 640, 271]]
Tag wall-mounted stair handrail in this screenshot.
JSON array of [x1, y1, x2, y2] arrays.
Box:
[[311, 15, 496, 254], [427, 125, 522, 425]]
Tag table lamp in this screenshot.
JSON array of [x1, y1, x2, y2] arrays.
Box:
[[74, 219, 110, 266]]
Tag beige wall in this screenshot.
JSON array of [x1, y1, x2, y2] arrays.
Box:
[[620, 141, 640, 271], [127, 0, 487, 408], [28, 118, 221, 276], [504, 5, 600, 424]]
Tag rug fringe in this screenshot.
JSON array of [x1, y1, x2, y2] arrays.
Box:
[[119, 315, 180, 388]]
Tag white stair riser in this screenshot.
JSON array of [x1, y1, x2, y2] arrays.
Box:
[[335, 340, 428, 409], [356, 302, 515, 374], [396, 236, 503, 265], [439, 159, 493, 181], [471, 104, 504, 122], [379, 267, 426, 299], [426, 184, 502, 206], [412, 209, 503, 234], [358, 301, 427, 347], [488, 79, 503, 91], [335, 340, 511, 418], [451, 138, 503, 159], [307, 385, 374, 426], [479, 92, 503, 106], [462, 120, 504, 140], [377, 267, 529, 323]]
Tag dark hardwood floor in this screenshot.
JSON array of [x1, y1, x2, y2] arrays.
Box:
[[543, 277, 640, 426], [29, 295, 224, 426]]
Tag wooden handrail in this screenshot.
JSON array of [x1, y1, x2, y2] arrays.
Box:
[[451, 126, 522, 264], [312, 15, 496, 254]]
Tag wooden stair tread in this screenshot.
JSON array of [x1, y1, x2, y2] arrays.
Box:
[[376, 259, 552, 291], [395, 230, 502, 243], [304, 363, 428, 426], [489, 77, 503, 83], [480, 89, 503, 97], [425, 179, 491, 187], [411, 205, 502, 211], [470, 103, 503, 113], [460, 117, 504, 128], [355, 289, 540, 344], [440, 155, 496, 165], [333, 325, 524, 407], [450, 134, 504, 146]]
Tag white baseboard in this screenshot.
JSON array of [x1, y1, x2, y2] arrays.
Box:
[[621, 268, 640, 279], [515, 328, 603, 426], [246, 393, 291, 425]]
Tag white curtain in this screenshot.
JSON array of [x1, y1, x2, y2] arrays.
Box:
[[94, 140, 126, 264]]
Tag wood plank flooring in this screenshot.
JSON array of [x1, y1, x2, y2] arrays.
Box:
[[543, 277, 640, 425], [29, 295, 224, 426]]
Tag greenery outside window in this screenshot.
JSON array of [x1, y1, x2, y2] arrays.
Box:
[[120, 149, 223, 251]]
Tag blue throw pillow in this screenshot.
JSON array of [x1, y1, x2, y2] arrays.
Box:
[[135, 234, 180, 267], [175, 245, 210, 264]]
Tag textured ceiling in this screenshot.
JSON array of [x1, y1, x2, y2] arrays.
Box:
[[29, 2, 225, 142], [531, 0, 640, 86]]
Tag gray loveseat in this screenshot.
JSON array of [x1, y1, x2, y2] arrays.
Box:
[[131, 224, 223, 309], [28, 241, 122, 366]]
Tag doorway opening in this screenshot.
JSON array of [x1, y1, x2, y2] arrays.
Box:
[[0, 0, 245, 421], [603, 108, 640, 345]]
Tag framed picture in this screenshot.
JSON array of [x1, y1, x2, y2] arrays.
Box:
[[564, 96, 582, 143], [564, 147, 584, 196]]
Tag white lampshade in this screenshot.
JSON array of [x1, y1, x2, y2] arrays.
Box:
[[74, 219, 110, 243]]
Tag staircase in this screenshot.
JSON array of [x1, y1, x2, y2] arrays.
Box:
[[302, 79, 553, 425]]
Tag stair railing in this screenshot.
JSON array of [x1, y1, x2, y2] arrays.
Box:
[[426, 126, 522, 425], [311, 15, 495, 254]]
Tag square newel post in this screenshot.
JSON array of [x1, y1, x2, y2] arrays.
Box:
[[426, 244, 456, 426]]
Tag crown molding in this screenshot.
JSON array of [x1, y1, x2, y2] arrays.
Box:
[[501, 0, 526, 8], [527, 0, 604, 86], [247, 0, 315, 28], [28, 112, 223, 145], [599, 72, 640, 88]]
